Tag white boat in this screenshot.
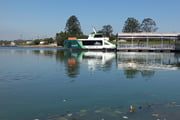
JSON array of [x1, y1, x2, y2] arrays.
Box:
[[64, 32, 116, 50]]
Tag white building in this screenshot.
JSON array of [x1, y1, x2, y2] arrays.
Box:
[[10, 41, 16, 46]]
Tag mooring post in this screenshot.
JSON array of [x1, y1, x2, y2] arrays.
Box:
[[146, 36, 149, 48], [131, 36, 134, 48], [116, 33, 118, 52], [161, 36, 163, 48]]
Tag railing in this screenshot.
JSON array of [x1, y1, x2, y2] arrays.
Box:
[[117, 44, 175, 50]]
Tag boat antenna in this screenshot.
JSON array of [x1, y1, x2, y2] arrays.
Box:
[[93, 27, 97, 34]]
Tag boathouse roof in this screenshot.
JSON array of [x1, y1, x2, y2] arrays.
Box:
[[118, 33, 180, 38]]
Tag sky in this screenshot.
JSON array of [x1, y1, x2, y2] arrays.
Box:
[[0, 0, 180, 40]]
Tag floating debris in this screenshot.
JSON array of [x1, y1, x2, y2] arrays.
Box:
[[138, 106, 142, 109], [114, 110, 123, 114], [34, 119, 39, 120], [80, 109, 87, 113], [152, 113, 160, 117], [78, 112, 86, 117], [76, 109, 88, 117], [67, 113, 72, 117], [62, 99, 67, 102], [122, 116, 128, 119], [129, 105, 135, 113]]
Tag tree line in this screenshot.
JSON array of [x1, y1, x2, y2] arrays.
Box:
[[56, 15, 158, 46], [0, 38, 54, 46], [0, 15, 158, 46], [122, 17, 158, 33]]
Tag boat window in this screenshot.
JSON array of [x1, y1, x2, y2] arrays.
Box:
[[94, 35, 103, 38], [105, 42, 110, 45], [82, 40, 102, 46]]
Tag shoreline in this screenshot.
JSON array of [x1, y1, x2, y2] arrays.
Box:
[[0, 45, 63, 48], [17, 45, 61, 48]]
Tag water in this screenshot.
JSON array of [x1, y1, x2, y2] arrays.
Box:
[[0, 47, 180, 120]]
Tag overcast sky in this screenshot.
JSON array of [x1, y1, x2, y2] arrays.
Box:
[[1, 0, 180, 40]]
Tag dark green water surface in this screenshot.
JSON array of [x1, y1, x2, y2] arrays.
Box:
[[0, 47, 180, 120]]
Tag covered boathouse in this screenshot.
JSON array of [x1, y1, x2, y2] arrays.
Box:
[[117, 33, 180, 52]]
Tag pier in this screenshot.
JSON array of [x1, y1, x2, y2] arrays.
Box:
[[117, 33, 180, 52]]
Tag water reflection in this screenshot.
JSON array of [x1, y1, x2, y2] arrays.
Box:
[[117, 52, 180, 79], [64, 51, 81, 78], [82, 52, 115, 71], [117, 52, 180, 70], [55, 51, 116, 77], [1, 48, 180, 120], [117, 52, 180, 78], [30, 50, 180, 79]]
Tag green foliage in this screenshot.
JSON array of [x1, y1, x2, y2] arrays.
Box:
[[122, 17, 141, 33], [56, 32, 68, 46], [122, 17, 158, 33], [33, 39, 41, 45], [77, 35, 88, 39], [65, 15, 83, 36], [96, 31, 105, 35], [109, 34, 116, 41], [0, 40, 11, 45], [43, 38, 54, 44], [124, 69, 139, 78], [141, 18, 158, 32], [56, 31, 87, 46], [56, 15, 85, 46], [102, 25, 113, 37], [13, 40, 26, 45]]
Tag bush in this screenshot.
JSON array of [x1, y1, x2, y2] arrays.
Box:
[[33, 39, 41, 45]]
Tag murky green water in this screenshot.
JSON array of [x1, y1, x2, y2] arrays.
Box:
[[0, 47, 180, 120]]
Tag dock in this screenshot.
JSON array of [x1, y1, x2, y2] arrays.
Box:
[[117, 33, 180, 52], [117, 44, 175, 52]]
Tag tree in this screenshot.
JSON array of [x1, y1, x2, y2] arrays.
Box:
[[124, 69, 139, 79], [65, 15, 83, 36], [141, 18, 158, 32], [56, 32, 68, 46], [102, 25, 113, 37], [56, 32, 87, 46], [122, 17, 141, 33], [33, 39, 40, 45], [43, 38, 54, 44]]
